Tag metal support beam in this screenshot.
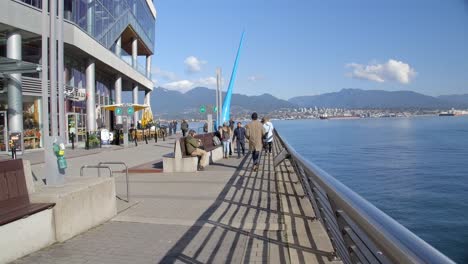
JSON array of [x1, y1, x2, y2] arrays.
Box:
[[50, 0, 57, 137], [58, 0, 65, 140]]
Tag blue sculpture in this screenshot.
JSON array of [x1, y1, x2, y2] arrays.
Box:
[[220, 31, 245, 125]]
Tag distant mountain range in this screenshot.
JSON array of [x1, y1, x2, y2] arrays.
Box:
[[289, 88, 468, 109], [151, 87, 294, 118], [150, 87, 468, 118]]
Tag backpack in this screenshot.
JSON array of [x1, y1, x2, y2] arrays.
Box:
[[222, 130, 230, 141], [213, 136, 221, 146]]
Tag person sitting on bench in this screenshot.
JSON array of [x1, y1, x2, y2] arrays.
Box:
[[185, 129, 208, 171]]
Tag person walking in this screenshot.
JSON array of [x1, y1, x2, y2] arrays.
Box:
[[173, 120, 178, 134], [229, 118, 235, 156], [168, 121, 173, 136], [184, 130, 208, 171], [263, 117, 274, 154], [246, 112, 265, 171], [221, 123, 231, 159], [232, 122, 246, 159], [181, 120, 189, 137]]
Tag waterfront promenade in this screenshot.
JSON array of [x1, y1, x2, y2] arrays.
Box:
[[12, 135, 336, 264]]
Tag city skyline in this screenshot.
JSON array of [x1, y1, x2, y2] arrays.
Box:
[[151, 0, 468, 100]]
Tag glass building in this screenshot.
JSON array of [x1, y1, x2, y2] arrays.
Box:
[[0, 0, 156, 152]]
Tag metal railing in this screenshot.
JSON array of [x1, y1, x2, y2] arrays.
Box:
[[80, 165, 113, 177], [273, 130, 454, 264], [98, 162, 130, 202]]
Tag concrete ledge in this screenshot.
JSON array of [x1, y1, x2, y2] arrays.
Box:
[[0, 208, 55, 264], [163, 156, 198, 173], [209, 147, 223, 165], [163, 147, 224, 173], [30, 177, 117, 242]]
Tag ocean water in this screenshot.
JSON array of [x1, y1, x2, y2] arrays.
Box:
[[274, 116, 468, 263]]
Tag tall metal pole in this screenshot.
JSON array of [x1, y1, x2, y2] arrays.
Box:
[[58, 0, 65, 140], [215, 68, 220, 126], [41, 0, 49, 141], [49, 0, 57, 137], [43, 0, 62, 185], [218, 68, 223, 124]]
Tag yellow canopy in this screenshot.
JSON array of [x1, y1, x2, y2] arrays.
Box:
[[101, 104, 148, 112]]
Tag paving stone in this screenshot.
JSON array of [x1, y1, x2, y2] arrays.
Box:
[[13, 139, 338, 264]]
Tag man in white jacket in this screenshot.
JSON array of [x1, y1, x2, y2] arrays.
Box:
[[263, 117, 274, 154]]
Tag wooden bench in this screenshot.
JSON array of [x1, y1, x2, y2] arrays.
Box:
[[0, 159, 55, 226], [163, 133, 223, 172]]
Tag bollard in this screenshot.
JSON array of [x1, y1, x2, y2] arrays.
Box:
[[85, 131, 89, 150]]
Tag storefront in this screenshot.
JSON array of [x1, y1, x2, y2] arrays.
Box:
[[0, 94, 42, 152]]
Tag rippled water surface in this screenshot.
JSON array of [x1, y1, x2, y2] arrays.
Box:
[[275, 116, 468, 263]]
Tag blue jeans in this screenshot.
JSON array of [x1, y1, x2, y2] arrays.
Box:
[[252, 150, 260, 165], [223, 141, 230, 156]]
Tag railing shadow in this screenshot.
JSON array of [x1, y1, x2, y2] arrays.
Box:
[[159, 139, 332, 263]]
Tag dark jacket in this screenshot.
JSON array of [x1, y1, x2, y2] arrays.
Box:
[[214, 130, 221, 140], [185, 135, 199, 155], [233, 127, 246, 142], [181, 121, 189, 131]]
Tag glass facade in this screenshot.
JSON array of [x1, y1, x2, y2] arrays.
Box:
[[19, 0, 155, 53]]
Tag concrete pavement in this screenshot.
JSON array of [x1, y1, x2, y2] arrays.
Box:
[[13, 136, 337, 264]]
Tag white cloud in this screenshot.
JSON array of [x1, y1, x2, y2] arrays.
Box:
[[247, 75, 264, 82], [346, 59, 416, 84], [162, 76, 218, 92], [197, 77, 217, 87], [184, 56, 207, 73], [152, 67, 178, 81], [164, 80, 195, 92]]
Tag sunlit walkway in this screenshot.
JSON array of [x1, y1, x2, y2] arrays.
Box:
[[14, 137, 337, 264]]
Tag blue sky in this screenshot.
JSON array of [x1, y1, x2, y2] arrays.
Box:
[[150, 0, 468, 99]]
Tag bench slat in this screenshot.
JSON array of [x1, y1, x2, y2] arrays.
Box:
[[0, 203, 55, 226]]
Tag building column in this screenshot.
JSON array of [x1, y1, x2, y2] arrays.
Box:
[[132, 38, 138, 69], [86, 59, 96, 131], [146, 55, 152, 79], [7, 31, 23, 136], [86, 0, 94, 35], [144, 90, 151, 106], [132, 84, 138, 124], [114, 75, 122, 125]]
